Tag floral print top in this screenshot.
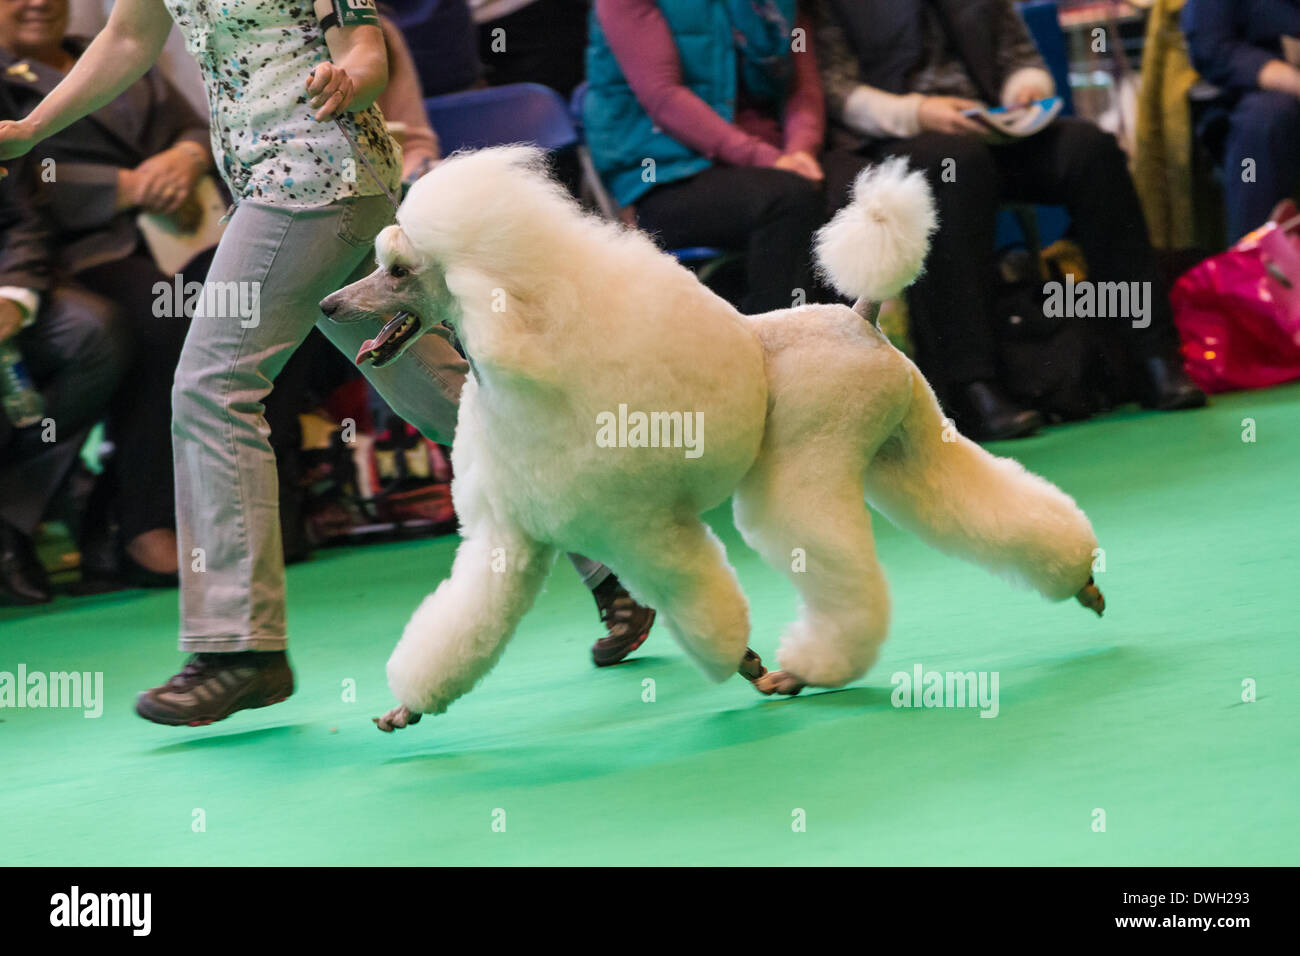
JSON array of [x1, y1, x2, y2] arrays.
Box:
[[163, 0, 401, 207]]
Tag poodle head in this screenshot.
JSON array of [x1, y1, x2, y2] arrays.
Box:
[[319, 224, 460, 369]]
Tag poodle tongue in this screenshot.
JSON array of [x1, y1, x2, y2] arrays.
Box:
[[356, 311, 415, 367]]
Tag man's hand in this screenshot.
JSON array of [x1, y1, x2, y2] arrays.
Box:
[[0, 298, 26, 344], [307, 62, 357, 122], [774, 150, 824, 182], [129, 144, 205, 214], [917, 96, 986, 135], [1259, 59, 1300, 98]]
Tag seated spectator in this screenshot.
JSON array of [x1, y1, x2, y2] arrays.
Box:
[[815, 0, 1205, 440], [1183, 0, 1300, 241], [473, 0, 590, 96], [388, 0, 482, 97], [585, 0, 826, 315], [0, 107, 125, 605], [0, 0, 216, 584]]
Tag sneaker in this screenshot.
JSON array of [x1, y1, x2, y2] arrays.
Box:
[[590, 575, 656, 667], [135, 651, 294, 727]]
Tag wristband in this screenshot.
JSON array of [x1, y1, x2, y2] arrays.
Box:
[[319, 0, 379, 32]]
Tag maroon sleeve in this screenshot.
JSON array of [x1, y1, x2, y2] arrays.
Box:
[[782, 10, 826, 155], [595, 0, 783, 168]]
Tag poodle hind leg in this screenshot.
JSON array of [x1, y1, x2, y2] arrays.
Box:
[[380, 528, 556, 728], [734, 457, 890, 695]]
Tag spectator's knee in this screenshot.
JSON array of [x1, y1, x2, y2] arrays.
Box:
[[764, 169, 824, 225], [904, 134, 998, 198], [1057, 119, 1127, 181]]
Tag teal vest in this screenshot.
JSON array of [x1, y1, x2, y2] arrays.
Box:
[[584, 0, 797, 207]]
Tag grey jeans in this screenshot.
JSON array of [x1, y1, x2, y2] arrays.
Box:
[[172, 195, 607, 651]]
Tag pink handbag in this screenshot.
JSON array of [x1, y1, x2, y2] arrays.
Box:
[[1172, 206, 1300, 393]]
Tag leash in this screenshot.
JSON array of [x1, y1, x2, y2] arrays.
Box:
[[333, 115, 402, 210]]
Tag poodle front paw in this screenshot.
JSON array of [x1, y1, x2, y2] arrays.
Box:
[[1075, 576, 1105, 617], [753, 669, 806, 696], [373, 704, 423, 733]]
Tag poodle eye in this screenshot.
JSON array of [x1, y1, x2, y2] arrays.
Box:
[[390, 265, 411, 279]]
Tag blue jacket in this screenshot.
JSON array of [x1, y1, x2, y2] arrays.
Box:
[[584, 0, 796, 207], [1183, 0, 1300, 93]]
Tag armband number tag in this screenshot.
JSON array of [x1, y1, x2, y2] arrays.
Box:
[[333, 0, 378, 27]]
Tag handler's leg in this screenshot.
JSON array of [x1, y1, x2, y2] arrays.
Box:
[[137, 198, 384, 726]]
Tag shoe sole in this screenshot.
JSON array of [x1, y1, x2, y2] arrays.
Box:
[[135, 685, 294, 727]]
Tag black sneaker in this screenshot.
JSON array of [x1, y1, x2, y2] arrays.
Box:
[[590, 575, 656, 667], [135, 651, 294, 726]]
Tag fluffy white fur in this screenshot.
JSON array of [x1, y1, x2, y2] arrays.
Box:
[[326, 147, 1101, 718]]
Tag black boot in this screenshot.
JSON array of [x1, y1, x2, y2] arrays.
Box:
[[0, 518, 52, 605], [1139, 355, 1207, 411], [947, 381, 1044, 442]]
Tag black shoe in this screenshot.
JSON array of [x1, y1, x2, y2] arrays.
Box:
[[947, 381, 1044, 441], [1139, 355, 1207, 411], [590, 574, 656, 667], [0, 519, 51, 605], [135, 651, 295, 726]]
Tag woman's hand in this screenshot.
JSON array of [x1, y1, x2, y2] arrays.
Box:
[[130, 143, 206, 214], [0, 118, 40, 164], [917, 96, 985, 135], [307, 62, 357, 122], [775, 150, 824, 182]]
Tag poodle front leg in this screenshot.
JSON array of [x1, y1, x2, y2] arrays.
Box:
[[379, 530, 556, 728]]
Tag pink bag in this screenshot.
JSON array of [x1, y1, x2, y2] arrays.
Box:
[[1172, 207, 1300, 393]]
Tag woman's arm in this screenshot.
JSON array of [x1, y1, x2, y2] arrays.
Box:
[[595, 0, 783, 168], [1184, 0, 1284, 94], [782, 11, 826, 156], [311, 2, 389, 122], [0, 0, 173, 158]]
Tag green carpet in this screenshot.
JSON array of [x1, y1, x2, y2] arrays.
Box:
[[2, 386, 1298, 866]]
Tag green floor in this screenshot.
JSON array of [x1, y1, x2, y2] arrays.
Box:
[[2, 386, 1298, 866]]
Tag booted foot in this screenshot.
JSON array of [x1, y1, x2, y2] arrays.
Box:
[[948, 381, 1044, 442], [1139, 355, 1207, 411], [374, 703, 422, 732], [135, 651, 294, 726], [1076, 576, 1105, 617], [754, 669, 806, 696], [590, 574, 656, 666]]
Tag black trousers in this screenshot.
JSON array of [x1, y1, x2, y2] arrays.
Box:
[[75, 249, 214, 543], [824, 118, 1181, 395], [0, 287, 126, 535], [634, 164, 825, 314]]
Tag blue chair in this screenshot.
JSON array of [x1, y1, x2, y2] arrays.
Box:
[[424, 83, 579, 153], [567, 81, 734, 278]]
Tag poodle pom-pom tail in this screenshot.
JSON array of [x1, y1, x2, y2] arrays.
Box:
[[814, 157, 938, 303]]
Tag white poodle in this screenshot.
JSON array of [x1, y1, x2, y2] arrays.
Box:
[[320, 147, 1105, 731]]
